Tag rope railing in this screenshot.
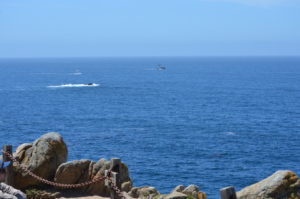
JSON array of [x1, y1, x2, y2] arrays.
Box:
[[2, 148, 125, 199]]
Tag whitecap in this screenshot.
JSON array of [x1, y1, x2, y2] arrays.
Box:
[[69, 70, 83, 75], [69, 72, 83, 75], [47, 83, 100, 88], [32, 73, 58, 75], [224, 132, 236, 135]]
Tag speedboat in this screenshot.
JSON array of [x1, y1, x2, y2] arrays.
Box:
[[85, 83, 96, 86]]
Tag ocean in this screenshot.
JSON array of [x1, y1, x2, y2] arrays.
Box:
[[0, 57, 300, 198]]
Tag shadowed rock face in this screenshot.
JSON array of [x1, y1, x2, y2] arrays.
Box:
[[54, 158, 132, 196], [12, 132, 68, 189], [237, 170, 300, 199]]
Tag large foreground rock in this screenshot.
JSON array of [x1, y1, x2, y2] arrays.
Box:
[[237, 170, 300, 199], [12, 132, 68, 189], [54, 158, 132, 196]]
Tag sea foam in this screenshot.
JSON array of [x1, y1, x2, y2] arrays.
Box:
[[224, 131, 236, 135], [47, 83, 100, 88]]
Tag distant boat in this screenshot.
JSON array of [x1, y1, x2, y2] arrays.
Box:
[[156, 64, 166, 70], [85, 83, 96, 86]]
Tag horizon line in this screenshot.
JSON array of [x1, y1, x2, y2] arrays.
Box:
[[1, 55, 300, 60]]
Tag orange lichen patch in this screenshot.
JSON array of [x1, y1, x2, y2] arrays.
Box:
[[197, 192, 206, 199]]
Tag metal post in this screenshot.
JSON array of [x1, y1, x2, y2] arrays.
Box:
[[220, 186, 237, 199], [105, 158, 121, 199], [110, 158, 121, 177], [105, 170, 118, 188], [111, 158, 121, 199], [2, 145, 12, 162], [2, 145, 13, 185]]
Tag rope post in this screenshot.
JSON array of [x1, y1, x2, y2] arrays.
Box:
[[2, 145, 12, 162], [2, 145, 13, 185], [111, 158, 121, 188], [220, 186, 237, 199], [105, 158, 122, 199]]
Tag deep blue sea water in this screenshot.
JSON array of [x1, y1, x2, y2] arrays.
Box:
[[0, 57, 300, 198]]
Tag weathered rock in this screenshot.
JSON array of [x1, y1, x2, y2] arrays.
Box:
[[15, 143, 32, 160], [165, 192, 187, 199], [55, 158, 132, 196], [25, 188, 61, 199], [172, 185, 185, 193], [182, 185, 199, 199], [169, 185, 206, 199], [128, 186, 160, 199], [122, 181, 133, 192], [122, 192, 136, 199], [237, 170, 300, 199], [54, 160, 92, 184], [197, 192, 207, 199], [87, 158, 131, 196], [0, 183, 26, 199], [12, 132, 68, 189], [0, 191, 18, 199]]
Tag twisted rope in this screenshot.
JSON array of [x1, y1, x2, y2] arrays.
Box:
[[2, 150, 126, 198], [2, 150, 109, 188]]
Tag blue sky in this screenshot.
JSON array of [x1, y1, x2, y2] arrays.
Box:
[[0, 0, 300, 57]]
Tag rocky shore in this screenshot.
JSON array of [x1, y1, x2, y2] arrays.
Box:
[[2, 132, 300, 199]]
